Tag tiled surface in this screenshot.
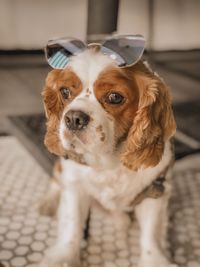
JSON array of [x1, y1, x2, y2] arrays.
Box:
[[0, 136, 200, 267], [169, 160, 200, 267], [0, 136, 55, 267]]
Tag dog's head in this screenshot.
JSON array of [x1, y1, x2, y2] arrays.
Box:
[[43, 48, 176, 170]]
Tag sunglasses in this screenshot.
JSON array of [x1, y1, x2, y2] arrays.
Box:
[[45, 35, 145, 69]]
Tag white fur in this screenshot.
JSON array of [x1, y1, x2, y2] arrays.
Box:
[[40, 50, 177, 267], [59, 141, 172, 212], [68, 49, 117, 89], [135, 196, 177, 267], [59, 51, 117, 168], [59, 97, 116, 168]]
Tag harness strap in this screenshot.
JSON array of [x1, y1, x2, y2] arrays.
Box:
[[130, 175, 166, 207]]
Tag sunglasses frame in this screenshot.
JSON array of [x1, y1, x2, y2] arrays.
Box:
[[44, 34, 145, 69]]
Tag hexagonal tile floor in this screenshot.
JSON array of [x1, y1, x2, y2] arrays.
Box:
[[0, 136, 200, 267]]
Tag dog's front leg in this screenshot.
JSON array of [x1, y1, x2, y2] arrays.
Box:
[[40, 182, 90, 267], [135, 194, 177, 267]]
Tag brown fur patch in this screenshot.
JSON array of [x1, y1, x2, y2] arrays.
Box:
[[65, 150, 86, 165], [53, 159, 62, 181], [94, 63, 176, 170], [94, 66, 139, 149], [84, 88, 92, 98], [96, 125, 106, 142], [121, 62, 176, 170], [42, 68, 83, 156], [96, 125, 103, 132], [100, 133, 106, 142]]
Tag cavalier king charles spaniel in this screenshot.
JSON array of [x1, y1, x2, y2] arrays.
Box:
[[39, 43, 177, 267]]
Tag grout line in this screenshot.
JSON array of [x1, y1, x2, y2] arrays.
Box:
[[175, 130, 200, 149]]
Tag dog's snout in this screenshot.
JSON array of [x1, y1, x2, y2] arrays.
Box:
[[65, 110, 90, 131]]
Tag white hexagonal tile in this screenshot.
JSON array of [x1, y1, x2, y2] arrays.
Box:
[[0, 250, 13, 260], [2, 240, 17, 249], [0, 226, 7, 234], [34, 232, 48, 241], [28, 252, 43, 262], [9, 222, 22, 231], [87, 254, 101, 265], [6, 231, 20, 240], [187, 261, 200, 267], [45, 237, 55, 247], [0, 217, 10, 226], [36, 224, 49, 232], [115, 258, 130, 267], [12, 215, 24, 223], [11, 257, 27, 267], [15, 246, 29, 256], [31, 241, 45, 252], [18, 236, 32, 245], [21, 227, 35, 235], [23, 219, 37, 227], [102, 252, 115, 261]]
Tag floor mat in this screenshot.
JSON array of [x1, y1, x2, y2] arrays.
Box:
[[0, 136, 200, 267], [158, 61, 200, 81], [173, 101, 200, 142], [9, 114, 55, 165]]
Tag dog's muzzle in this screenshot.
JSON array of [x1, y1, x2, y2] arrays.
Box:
[[64, 110, 90, 131]]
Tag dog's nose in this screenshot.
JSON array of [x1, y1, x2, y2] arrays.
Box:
[[64, 110, 90, 131]]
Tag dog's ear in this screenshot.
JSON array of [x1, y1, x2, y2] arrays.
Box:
[[43, 70, 62, 119], [42, 70, 66, 156], [121, 63, 176, 170]]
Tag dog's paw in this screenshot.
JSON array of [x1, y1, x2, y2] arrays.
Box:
[[39, 256, 80, 267], [39, 258, 80, 267], [39, 246, 80, 267], [138, 260, 178, 267], [138, 252, 178, 267]]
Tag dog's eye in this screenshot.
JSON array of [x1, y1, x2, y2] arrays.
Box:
[[60, 87, 71, 99], [106, 92, 124, 105]]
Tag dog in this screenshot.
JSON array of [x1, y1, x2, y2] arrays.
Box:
[[40, 45, 177, 267]]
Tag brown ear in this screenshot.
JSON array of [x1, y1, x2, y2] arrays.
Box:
[[121, 62, 176, 170], [42, 70, 66, 156]]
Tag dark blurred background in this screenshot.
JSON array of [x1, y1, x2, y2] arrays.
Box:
[[0, 0, 200, 173]]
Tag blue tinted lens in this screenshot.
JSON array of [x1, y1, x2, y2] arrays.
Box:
[[45, 38, 86, 69]]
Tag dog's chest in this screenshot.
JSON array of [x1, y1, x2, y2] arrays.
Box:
[[86, 167, 147, 211], [61, 158, 161, 211]]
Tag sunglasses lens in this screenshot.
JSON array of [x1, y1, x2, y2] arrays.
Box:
[[102, 35, 145, 67], [46, 38, 86, 69]]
